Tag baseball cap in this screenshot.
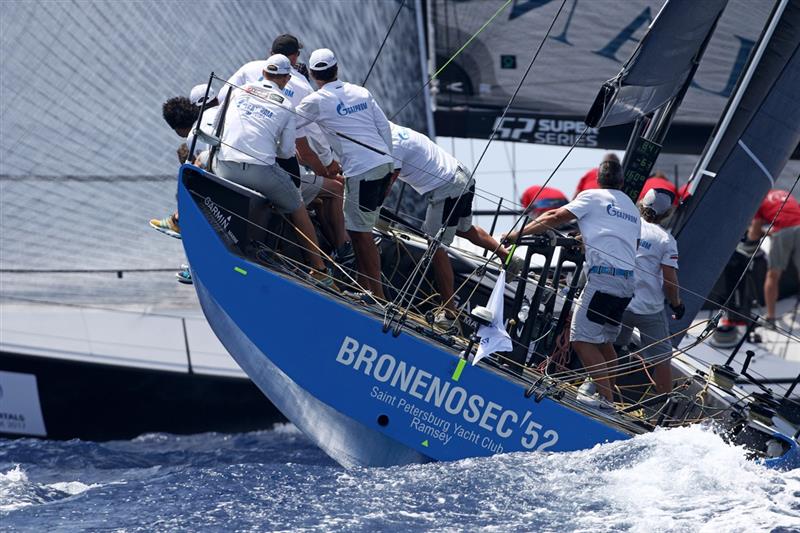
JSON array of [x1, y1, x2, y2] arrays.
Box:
[[271, 34, 302, 56], [265, 54, 292, 75], [309, 48, 337, 71], [190, 84, 216, 106], [641, 188, 675, 216]]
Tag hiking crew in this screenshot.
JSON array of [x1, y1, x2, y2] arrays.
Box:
[[211, 54, 334, 287]]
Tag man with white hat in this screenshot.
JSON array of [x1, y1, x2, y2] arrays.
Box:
[[217, 36, 349, 253], [211, 54, 335, 287], [616, 188, 684, 394], [296, 48, 394, 301]]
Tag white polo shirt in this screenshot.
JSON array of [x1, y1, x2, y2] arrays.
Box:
[[295, 80, 392, 177], [564, 188, 641, 274], [215, 80, 295, 166], [628, 220, 679, 315], [219, 61, 333, 166], [390, 122, 460, 195], [185, 105, 219, 157]]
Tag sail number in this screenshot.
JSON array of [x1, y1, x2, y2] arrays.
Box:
[[520, 420, 559, 451]]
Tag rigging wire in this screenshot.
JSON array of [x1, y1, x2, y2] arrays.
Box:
[[362, 0, 408, 86], [389, 0, 513, 120]]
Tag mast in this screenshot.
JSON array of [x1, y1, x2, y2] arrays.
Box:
[[417, 0, 437, 137], [669, 0, 800, 341]]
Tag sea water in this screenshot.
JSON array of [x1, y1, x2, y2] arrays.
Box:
[[1, 424, 799, 532]]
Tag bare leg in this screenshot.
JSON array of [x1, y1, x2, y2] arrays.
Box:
[[432, 247, 457, 313], [350, 230, 385, 299], [289, 206, 325, 272], [457, 226, 510, 261], [598, 342, 619, 397], [572, 341, 613, 401], [764, 269, 782, 320], [318, 178, 348, 249], [654, 361, 673, 395]]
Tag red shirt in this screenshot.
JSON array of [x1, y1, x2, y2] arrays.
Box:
[[678, 182, 691, 201], [755, 189, 800, 232], [573, 168, 599, 197], [520, 185, 567, 214], [639, 176, 678, 203]]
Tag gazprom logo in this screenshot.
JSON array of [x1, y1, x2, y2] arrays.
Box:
[[606, 203, 638, 223], [336, 101, 368, 116]]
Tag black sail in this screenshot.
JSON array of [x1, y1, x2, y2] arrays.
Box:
[[670, 0, 800, 339], [585, 0, 727, 128]]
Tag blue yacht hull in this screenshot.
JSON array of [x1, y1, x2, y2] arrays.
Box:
[[178, 166, 800, 470]]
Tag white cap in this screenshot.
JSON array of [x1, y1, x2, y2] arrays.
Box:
[[264, 54, 292, 75], [309, 48, 337, 71], [641, 188, 674, 216], [190, 84, 216, 106]]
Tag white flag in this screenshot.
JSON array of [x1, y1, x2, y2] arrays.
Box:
[[473, 269, 513, 365]]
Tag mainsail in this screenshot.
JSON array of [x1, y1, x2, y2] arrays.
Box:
[[670, 0, 800, 338]]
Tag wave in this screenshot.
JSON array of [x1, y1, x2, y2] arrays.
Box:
[[1, 425, 798, 532]]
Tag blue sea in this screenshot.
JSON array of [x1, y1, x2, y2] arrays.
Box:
[[1, 424, 799, 532]]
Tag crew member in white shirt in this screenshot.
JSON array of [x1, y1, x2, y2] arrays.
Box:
[[506, 160, 640, 404], [211, 54, 333, 286], [389, 122, 520, 329], [616, 188, 684, 394], [151, 92, 220, 238], [218, 35, 349, 252], [296, 48, 394, 301]]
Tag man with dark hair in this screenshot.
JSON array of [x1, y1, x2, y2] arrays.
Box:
[[747, 189, 800, 327], [296, 48, 394, 301], [506, 160, 640, 405], [616, 188, 683, 394], [151, 95, 217, 239], [211, 54, 335, 288], [573, 152, 620, 198]]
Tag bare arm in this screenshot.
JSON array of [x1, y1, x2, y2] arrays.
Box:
[[296, 136, 330, 178], [662, 265, 681, 308], [506, 207, 576, 241], [747, 217, 764, 241]]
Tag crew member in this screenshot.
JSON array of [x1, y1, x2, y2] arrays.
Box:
[[616, 189, 684, 394], [520, 185, 568, 216], [638, 171, 677, 203], [573, 152, 620, 198], [211, 54, 335, 287], [389, 122, 521, 329], [506, 160, 640, 404], [296, 48, 394, 301], [218, 35, 349, 253], [151, 93, 220, 238], [747, 189, 800, 326]]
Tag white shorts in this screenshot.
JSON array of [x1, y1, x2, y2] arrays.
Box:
[[570, 274, 634, 344], [344, 163, 393, 232], [300, 171, 324, 206], [423, 167, 474, 246]]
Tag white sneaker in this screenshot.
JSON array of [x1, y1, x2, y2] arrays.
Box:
[[576, 379, 601, 407]]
